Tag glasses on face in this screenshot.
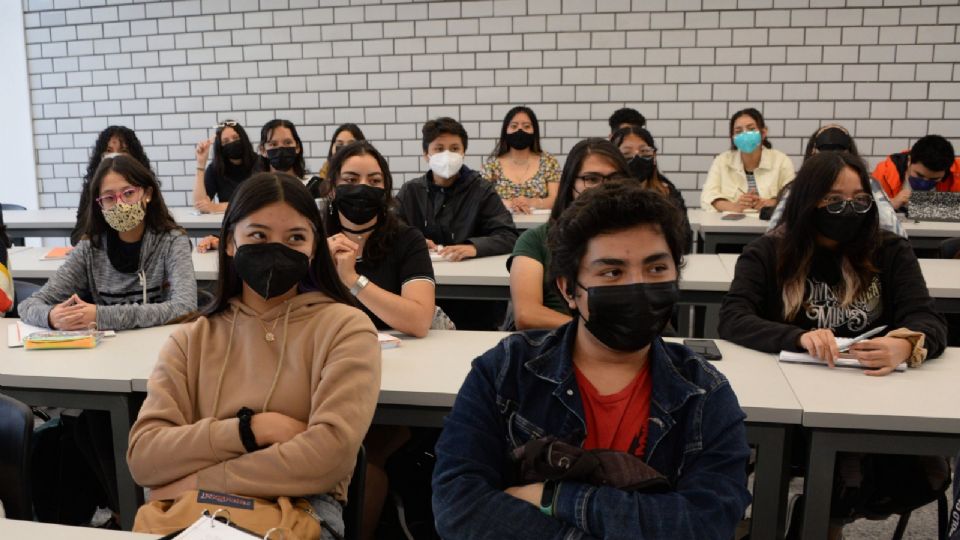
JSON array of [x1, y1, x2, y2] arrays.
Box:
[[575, 172, 631, 188], [96, 186, 143, 209], [622, 147, 656, 159], [821, 194, 873, 214]]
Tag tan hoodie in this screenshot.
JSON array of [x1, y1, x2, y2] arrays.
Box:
[[127, 292, 381, 503]]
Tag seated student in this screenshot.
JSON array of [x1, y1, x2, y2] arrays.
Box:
[[612, 125, 693, 252], [198, 119, 312, 253], [719, 151, 949, 537], [19, 155, 196, 330], [482, 106, 561, 214], [433, 182, 751, 539], [325, 141, 435, 338], [508, 138, 632, 330], [0, 211, 11, 316], [316, 123, 366, 192], [193, 120, 260, 214], [72, 126, 153, 245], [607, 107, 646, 136], [127, 173, 380, 540], [767, 124, 906, 238], [395, 117, 518, 262], [873, 134, 960, 210], [700, 107, 795, 212]]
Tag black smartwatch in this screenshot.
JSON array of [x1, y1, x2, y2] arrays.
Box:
[[540, 479, 559, 517], [236, 407, 260, 453]]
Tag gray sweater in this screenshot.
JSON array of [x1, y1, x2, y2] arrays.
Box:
[[19, 228, 197, 330]]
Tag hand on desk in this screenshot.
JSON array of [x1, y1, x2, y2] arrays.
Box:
[[48, 294, 97, 331], [437, 244, 476, 262], [196, 236, 220, 253], [848, 337, 912, 377], [798, 328, 840, 367], [509, 196, 533, 215]]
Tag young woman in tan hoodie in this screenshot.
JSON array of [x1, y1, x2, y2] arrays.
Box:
[[127, 173, 381, 539]]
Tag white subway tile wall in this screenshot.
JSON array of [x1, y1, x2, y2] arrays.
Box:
[[21, 0, 960, 209]]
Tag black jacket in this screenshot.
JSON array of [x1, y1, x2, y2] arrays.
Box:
[[718, 233, 947, 358], [395, 165, 518, 257]]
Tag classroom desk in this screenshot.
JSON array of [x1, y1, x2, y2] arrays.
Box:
[[0, 518, 160, 539], [779, 349, 960, 539], [511, 211, 549, 230], [0, 323, 179, 530], [689, 208, 960, 254], [2, 207, 225, 240]]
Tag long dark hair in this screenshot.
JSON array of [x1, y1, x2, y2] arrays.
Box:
[[83, 155, 180, 249], [549, 138, 631, 223], [212, 121, 258, 179], [258, 119, 306, 178], [204, 173, 354, 316], [729, 108, 773, 151], [803, 124, 859, 161], [775, 152, 881, 320], [323, 141, 401, 264], [327, 123, 366, 160], [610, 126, 670, 197], [490, 106, 543, 159]]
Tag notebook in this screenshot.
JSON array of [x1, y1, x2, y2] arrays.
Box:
[[378, 332, 401, 349], [906, 191, 960, 222], [7, 320, 116, 348], [777, 325, 906, 371], [43, 246, 74, 260]]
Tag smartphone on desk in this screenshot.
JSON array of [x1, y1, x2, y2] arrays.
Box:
[[721, 213, 746, 221], [683, 339, 723, 360]]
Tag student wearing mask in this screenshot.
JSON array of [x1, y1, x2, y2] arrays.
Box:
[[719, 151, 948, 538], [324, 141, 435, 338], [317, 123, 366, 190], [607, 107, 646, 136], [768, 124, 906, 238], [482, 106, 560, 214], [873, 134, 960, 210], [193, 120, 260, 214], [72, 126, 153, 245], [612, 126, 692, 252], [700, 108, 795, 212], [508, 138, 632, 330], [433, 182, 751, 539], [0, 211, 11, 316], [198, 120, 312, 253], [395, 117, 518, 262], [128, 173, 380, 540], [19, 155, 197, 330]]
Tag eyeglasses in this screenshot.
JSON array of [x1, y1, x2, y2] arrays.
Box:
[[575, 172, 631, 188], [216, 120, 239, 128], [622, 148, 656, 159], [821, 194, 873, 214], [96, 186, 143, 209]]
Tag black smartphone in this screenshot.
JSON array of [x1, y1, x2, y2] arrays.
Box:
[[721, 213, 746, 221], [683, 339, 723, 360]]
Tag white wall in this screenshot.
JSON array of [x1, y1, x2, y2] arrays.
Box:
[[19, 0, 960, 209], [2, 1, 39, 209]]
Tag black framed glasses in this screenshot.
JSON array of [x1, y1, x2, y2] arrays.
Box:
[[821, 194, 873, 214], [215, 120, 239, 128], [575, 172, 631, 188]]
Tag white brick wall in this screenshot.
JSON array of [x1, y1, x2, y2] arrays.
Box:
[[20, 0, 960, 209]]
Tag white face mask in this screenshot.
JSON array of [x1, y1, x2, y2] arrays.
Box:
[[428, 151, 464, 179]]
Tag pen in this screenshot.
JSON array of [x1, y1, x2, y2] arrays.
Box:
[[838, 325, 888, 352]]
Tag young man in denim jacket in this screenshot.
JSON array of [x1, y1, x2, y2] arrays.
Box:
[[432, 182, 751, 539]]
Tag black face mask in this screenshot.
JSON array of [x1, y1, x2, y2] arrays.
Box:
[[506, 129, 534, 150], [221, 140, 245, 160], [627, 155, 656, 181], [266, 147, 299, 172], [335, 184, 385, 225], [233, 243, 310, 300], [576, 281, 679, 352], [814, 207, 868, 245]]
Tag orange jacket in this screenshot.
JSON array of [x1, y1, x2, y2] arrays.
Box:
[[872, 150, 960, 199]]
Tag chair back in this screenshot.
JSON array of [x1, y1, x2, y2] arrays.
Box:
[[0, 392, 33, 520], [343, 445, 366, 540]]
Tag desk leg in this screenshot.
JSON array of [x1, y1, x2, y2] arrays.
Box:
[[747, 424, 790, 540], [801, 429, 835, 540]]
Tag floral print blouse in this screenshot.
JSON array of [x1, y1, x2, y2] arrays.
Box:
[[482, 152, 561, 199]]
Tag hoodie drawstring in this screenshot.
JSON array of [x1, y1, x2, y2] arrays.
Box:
[[210, 307, 239, 417], [262, 302, 293, 412]]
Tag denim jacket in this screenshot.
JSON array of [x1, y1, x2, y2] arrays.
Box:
[[432, 322, 751, 539]]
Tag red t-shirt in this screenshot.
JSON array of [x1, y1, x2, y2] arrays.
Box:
[[574, 363, 653, 457]]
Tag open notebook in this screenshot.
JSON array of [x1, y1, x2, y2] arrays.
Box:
[[778, 325, 906, 372]]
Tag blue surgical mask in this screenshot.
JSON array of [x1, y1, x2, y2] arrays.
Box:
[[733, 130, 762, 154], [907, 176, 938, 192]]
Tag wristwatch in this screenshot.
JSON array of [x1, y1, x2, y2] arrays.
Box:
[[540, 479, 559, 517], [350, 275, 370, 297], [236, 407, 260, 453]]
